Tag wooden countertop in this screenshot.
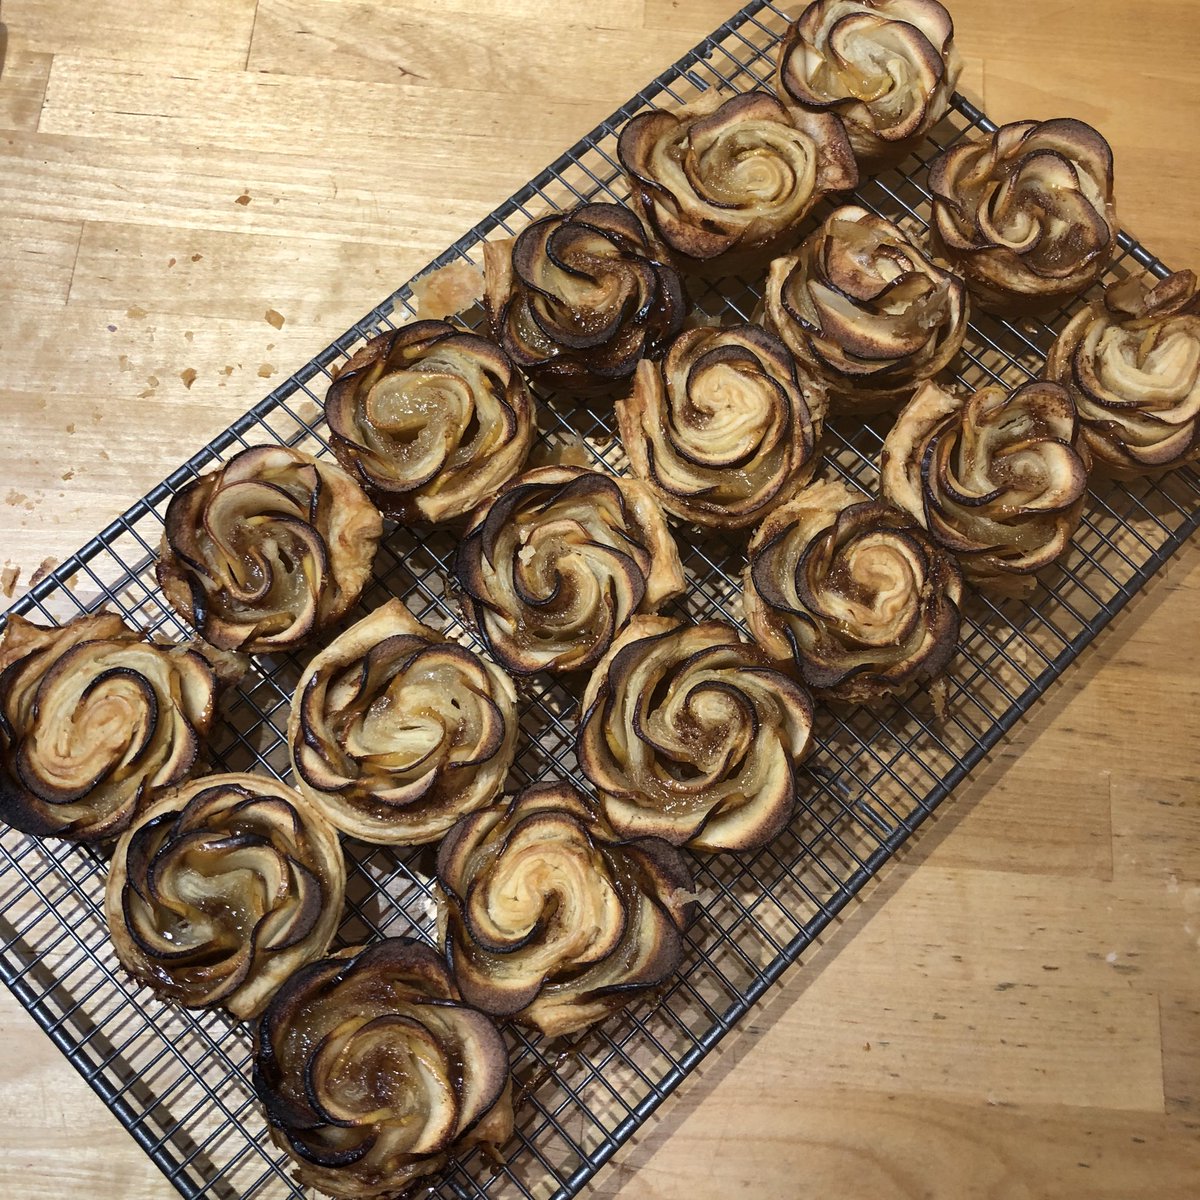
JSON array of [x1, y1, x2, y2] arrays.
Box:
[[1, 1, 1198, 1196]]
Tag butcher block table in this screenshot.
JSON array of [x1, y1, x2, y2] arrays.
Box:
[[1, 1, 1199, 1196]]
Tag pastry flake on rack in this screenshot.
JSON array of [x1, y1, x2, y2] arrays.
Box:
[[743, 477, 962, 702], [775, 0, 961, 168], [763, 204, 968, 414], [929, 117, 1117, 316], [578, 614, 815, 853], [482, 201, 685, 393], [1045, 270, 1200, 477], [288, 599, 518, 846], [0, 612, 222, 843], [105, 772, 345, 1019], [157, 444, 382, 654], [453, 464, 684, 675], [617, 88, 857, 274], [253, 938, 513, 1200], [436, 780, 695, 1038], [325, 319, 534, 523], [880, 377, 1091, 594], [617, 322, 827, 530]]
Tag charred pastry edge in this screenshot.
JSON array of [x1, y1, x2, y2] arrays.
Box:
[[616, 322, 827, 530], [324, 319, 536, 524], [1044, 270, 1200, 477], [481, 202, 687, 394], [742, 478, 963, 703], [0, 611, 230, 844], [451, 465, 685, 677], [880, 377, 1092, 593], [617, 88, 858, 274], [156, 444, 383, 655], [434, 780, 696, 1037], [286, 598, 519, 846], [104, 771, 346, 1019], [927, 117, 1118, 316], [577, 612, 816, 853], [252, 937, 513, 1199]]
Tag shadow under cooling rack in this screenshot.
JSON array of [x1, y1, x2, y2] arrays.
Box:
[[2, 1, 1198, 1198]]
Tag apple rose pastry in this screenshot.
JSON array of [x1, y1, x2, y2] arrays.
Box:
[[157, 445, 382, 654], [253, 938, 513, 1200], [105, 773, 345, 1019], [578, 615, 814, 853], [743, 478, 962, 701], [616, 323, 827, 530], [775, 0, 961, 167], [763, 205, 968, 414], [880, 378, 1091, 594], [454, 466, 684, 675], [288, 599, 518, 846], [929, 118, 1117, 315], [482, 202, 685, 392], [1045, 271, 1200, 476], [436, 781, 694, 1037], [324, 320, 534, 523], [616, 89, 857, 274], [0, 613, 222, 843]]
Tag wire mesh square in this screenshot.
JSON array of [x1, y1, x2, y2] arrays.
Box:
[[1, 2, 1197, 1198]]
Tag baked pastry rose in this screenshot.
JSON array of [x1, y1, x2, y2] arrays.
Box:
[[436, 781, 694, 1038], [617, 89, 856, 273], [324, 320, 534, 523], [929, 118, 1117, 315], [578, 615, 814, 853], [0, 613, 222, 843], [482, 202, 685, 392], [288, 599, 518, 846], [253, 938, 512, 1200], [763, 205, 967, 413], [775, 0, 961, 167], [453, 466, 684, 675], [880, 378, 1091, 594], [1045, 271, 1200, 476], [616, 323, 827, 529], [743, 478, 962, 701], [157, 445, 382, 654], [105, 773, 345, 1019]]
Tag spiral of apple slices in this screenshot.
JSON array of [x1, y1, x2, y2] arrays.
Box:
[[253, 938, 513, 1200], [436, 781, 695, 1038], [578, 615, 815, 853], [880, 378, 1091, 594], [743, 478, 963, 702], [105, 772, 345, 1019], [325, 320, 534, 523], [617, 89, 857, 273], [616, 322, 827, 530], [0, 612, 222, 843], [1045, 270, 1200, 477], [156, 444, 382, 654], [288, 600, 518, 846], [453, 466, 685, 675], [775, 0, 961, 168]]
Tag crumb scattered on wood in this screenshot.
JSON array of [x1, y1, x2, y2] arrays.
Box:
[[126, 305, 147, 319], [411, 261, 484, 319], [191, 253, 203, 262], [265, 309, 285, 330], [235, 193, 251, 206], [66, 422, 75, 433], [5, 490, 26, 507], [180, 368, 197, 389], [118, 354, 131, 372], [99, 449, 111, 461], [61, 469, 74, 481], [107, 323, 117, 332], [1, 564, 19, 598], [167, 257, 177, 267], [258, 363, 275, 378], [29, 557, 58, 587], [184, 330, 194, 343]]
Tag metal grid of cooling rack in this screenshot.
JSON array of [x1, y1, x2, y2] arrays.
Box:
[[2, 1, 1197, 1198]]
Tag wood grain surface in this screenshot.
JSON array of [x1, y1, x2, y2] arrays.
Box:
[[1, 1, 1199, 1197]]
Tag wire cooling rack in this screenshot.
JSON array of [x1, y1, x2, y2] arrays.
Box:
[[2, 2, 1196, 1198]]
